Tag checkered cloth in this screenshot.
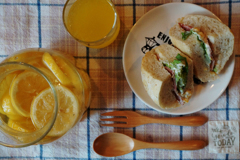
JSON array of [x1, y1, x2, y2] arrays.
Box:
[[0, 0, 239, 159]]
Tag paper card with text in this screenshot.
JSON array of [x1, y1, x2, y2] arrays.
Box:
[[208, 121, 239, 153]]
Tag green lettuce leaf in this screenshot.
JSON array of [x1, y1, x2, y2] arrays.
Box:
[[197, 36, 211, 65], [181, 31, 193, 40], [162, 54, 188, 94], [213, 67, 217, 73], [182, 29, 211, 66]]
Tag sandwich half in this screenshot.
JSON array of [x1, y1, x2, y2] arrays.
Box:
[[141, 44, 193, 109], [169, 15, 234, 82]]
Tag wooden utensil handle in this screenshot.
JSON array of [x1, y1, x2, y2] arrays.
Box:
[[153, 140, 207, 150], [147, 116, 208, 126], [134, 140, 207, 151]]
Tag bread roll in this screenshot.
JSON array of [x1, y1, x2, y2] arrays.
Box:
[[169, 15, 234, 82], [141, 44, 193, 109]]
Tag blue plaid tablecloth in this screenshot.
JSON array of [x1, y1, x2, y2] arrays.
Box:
[[0, 0, 239, 159]]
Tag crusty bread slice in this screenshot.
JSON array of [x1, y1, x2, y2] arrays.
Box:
[[141, 44, 193, 109], [169, 15, 234, 82]]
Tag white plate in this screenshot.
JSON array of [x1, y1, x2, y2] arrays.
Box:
[[122, 2, 235, 115]]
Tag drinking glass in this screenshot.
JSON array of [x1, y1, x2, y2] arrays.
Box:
[[63, 0, 120, 48]]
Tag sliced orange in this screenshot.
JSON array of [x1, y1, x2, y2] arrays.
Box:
[[10, 71, 50, 117], [8, 118, 36, 132], [0, 72, 19, 115], [28, 57, 44, 68], [38, 67, 59, 84], [2, 94, 24, 120], [53, 55, 79, 86], [30, 85, 79, 137], [53, 55, 91, 108], [28, 57, 59, 84], [42, 52, 72, 86]]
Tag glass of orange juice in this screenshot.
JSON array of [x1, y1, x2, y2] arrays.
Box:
[[62, 0, 120, 48], [0, 48, 91, 147]]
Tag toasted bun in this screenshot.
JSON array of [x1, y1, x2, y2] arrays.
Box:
[[141, 44, 193, 109], [169, 15, 234, 82]]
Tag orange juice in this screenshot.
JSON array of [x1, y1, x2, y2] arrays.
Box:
[[63, 0, 120, 48], [0, 49, 91, 145]]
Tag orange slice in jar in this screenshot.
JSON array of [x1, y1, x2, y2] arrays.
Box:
[[0, 72, 19, 115], [38, 67, 59, 84], [2, 94, 24, 120], [53, 55, 91, 108], [53, 55, 79, 86], [10, 71, 49, 117], [30, 85, 79, 137], [42, 52, 72, 87], [8, 118, 36, 132], [28, 57, 44, 68]]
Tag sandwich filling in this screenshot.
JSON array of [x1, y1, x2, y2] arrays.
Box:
[[162, 54, 189, 105], [179, 23, 216, 72]]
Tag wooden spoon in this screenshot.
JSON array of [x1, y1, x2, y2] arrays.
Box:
[[93, 133, 207, 157]]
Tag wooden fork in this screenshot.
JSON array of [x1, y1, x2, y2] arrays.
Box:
[[100, 111, 208, 128]]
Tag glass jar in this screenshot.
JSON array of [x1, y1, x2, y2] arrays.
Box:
[[0, 48, 91, 147]]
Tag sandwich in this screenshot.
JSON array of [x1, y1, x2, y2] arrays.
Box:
[[141, 44, 193, 109], [169, 15, 234, 82]]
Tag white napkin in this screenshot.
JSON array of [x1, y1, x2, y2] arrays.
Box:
[[208, 121, 239, 154]]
